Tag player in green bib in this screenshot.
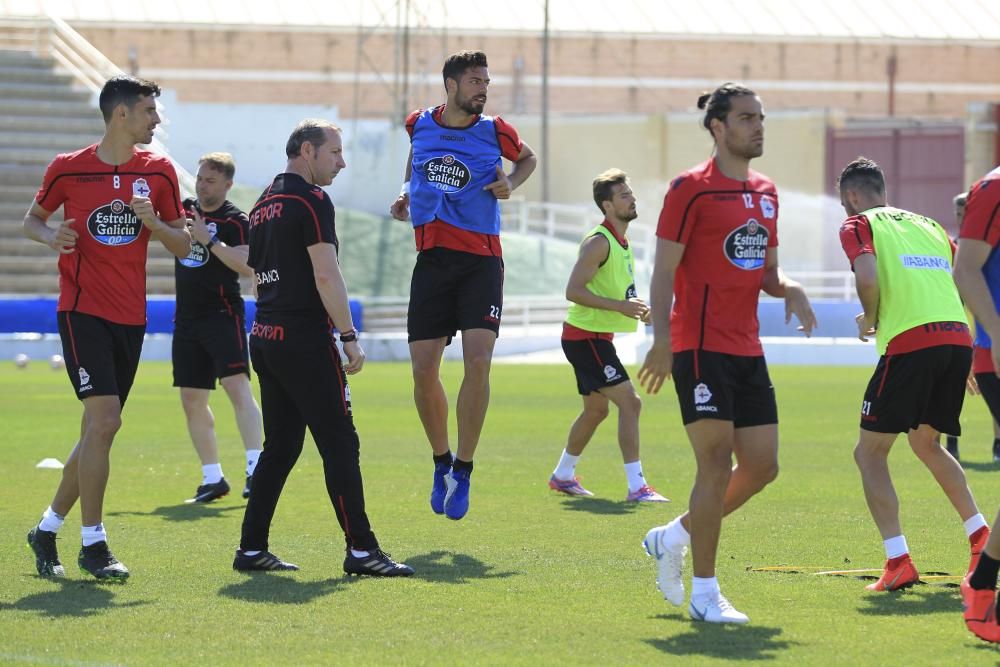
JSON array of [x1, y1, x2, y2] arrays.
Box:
[[837, 157, 989, 594], [549, 169, 669, 502]]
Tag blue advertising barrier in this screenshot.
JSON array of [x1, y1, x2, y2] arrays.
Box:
[[0, 297, 364, 334]]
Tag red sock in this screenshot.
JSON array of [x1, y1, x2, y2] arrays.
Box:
[[971, 526, 990, 548]]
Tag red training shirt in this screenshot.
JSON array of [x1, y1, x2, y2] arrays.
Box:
[[656, 158, 778, 356], [35, 144, 184, 325], [404, 106, 522, 257], [959, 166, 1000, 372]]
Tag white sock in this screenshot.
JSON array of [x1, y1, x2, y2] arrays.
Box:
[[81, 523, 107, 547], [665, 516, 691, 548], [691, 576, 719, 598], [624, 460, 646, 493], [965, 514, 988, 537], [350, 549, 370, 558], [246, 449, 262, 476], [883, 535, 909, 559], [38, 506, 65, 533], [202, 463, 224, 484], [553, 450, 581, 480]]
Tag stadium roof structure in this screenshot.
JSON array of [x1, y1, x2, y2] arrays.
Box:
[[3, 0, 1000, 42]]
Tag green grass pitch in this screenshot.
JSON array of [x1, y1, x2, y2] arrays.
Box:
[[1, 360, 999, 665]]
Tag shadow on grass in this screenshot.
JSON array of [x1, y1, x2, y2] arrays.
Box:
[[961, 461, 1000, 472], [108, 502, 245, 523], [404, 550, 519, 584], [219, 576, 350, 604], [0, 577, 149, 618], [645, 622, 795, 660], [971, 642, 1000, 655], [857, 586, 958, 616], [558, 497, 639, 516]]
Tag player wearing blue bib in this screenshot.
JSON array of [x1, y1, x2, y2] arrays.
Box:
[[390, 50, 537, 521]]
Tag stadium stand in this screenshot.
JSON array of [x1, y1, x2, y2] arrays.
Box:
[[0, 49, 99, 294], [0, 48, 180, 295]]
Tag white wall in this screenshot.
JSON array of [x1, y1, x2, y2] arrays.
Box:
[[157, 91, 409, 215]]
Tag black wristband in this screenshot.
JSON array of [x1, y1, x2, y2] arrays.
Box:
[[339, 329, 358, 342], [205, 239, 216, 252]]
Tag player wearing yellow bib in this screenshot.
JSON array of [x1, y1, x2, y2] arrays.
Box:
[[837, 157, 989, 593], [549, 169, 668, 502]]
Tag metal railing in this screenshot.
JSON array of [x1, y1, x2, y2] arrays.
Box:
[[777, 270, 858, 301], [360, 295, 571, 332], [359, 271, 859, 333], [500, 198, 658, 264], [0, 15, 195, 198]]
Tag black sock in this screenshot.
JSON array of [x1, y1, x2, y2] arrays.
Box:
[[970, 553, 1000, 590], [433, 451, 453, 466], [993, 438, 1000, 449], [453, 458, 474, 473]]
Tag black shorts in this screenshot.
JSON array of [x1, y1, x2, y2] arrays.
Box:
[[57, 311, 145, 404], [172, 312, 249, 389], [562, 337, 629, 395], [860, 345, 971, 434], [672, 350, 778, 427], [407, 247, 503, 343]]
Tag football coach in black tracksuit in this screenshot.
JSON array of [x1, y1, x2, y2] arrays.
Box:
[[232, 119, 413, 577]]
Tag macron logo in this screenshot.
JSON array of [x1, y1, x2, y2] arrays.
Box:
[[900, 255, 950, 271]]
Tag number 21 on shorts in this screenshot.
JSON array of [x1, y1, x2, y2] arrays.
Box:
[[861, 400, 872, 416]]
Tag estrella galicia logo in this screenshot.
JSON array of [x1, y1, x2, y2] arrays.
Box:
[[723, 218, 769, 270], [423, 154, 472, 193], [179, 241, 209, 268], [87, 199, 141, 246], [179, 223, 218, 268]]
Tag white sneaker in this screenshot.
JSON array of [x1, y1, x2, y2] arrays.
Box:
[[643, 526, 686, 606], [688, 591, 749, 624]]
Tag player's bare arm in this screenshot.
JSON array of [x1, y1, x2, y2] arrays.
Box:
[[637, 238, 685, 395], [189, 209, 253, 278], [566, 234, 648, 320], [484, 143, 537, 200], [852, 252, 880, 342], [131, 195, 191, 258], [307, 242, 365, 375], [954, 238, 1000, 377], [390, 146, 414, 221], [23, 201, 77, 254], [761, 247, 816, 337]]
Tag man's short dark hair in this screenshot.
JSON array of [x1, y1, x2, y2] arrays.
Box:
[[285, 119, 340, 158], [442, 50, 488, 89], [98, 75, 161, 123], [592, 168, 629, 214], [837, 157, 886, 196]]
